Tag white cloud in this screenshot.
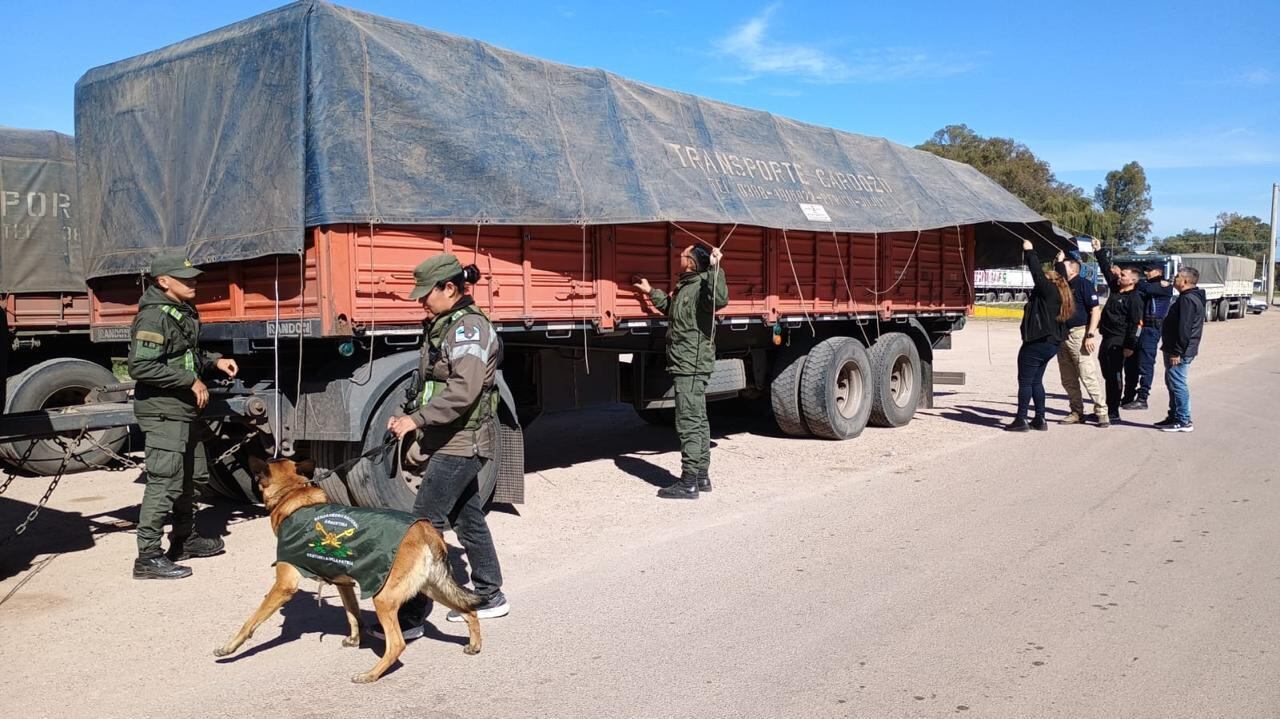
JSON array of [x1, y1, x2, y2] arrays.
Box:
[[715, 5, 974, 84], [1033, 129, 1280, 172], [1239, 68, 1274, 86]]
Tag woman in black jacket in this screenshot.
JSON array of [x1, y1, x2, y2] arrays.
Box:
[[1008, 239, 1074, 432]]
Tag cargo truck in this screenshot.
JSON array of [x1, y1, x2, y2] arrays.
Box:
[[72, 1, 1059, 510], [0, 127, 129, 474], [1111, 252, 1256, 322]]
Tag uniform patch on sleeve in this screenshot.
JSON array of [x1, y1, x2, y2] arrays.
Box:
[[134, 341, 163, 360], [453, 323, 481, 344], [135, 330, 165, 344]]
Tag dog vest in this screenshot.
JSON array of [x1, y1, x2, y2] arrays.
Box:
[[276, 504, 418, 598]]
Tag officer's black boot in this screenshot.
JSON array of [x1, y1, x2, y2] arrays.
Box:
[[657, 471, 699, 499], [168, 533, 226, 561], [696, 468, 712, 493], [134, 553, 193, 580]]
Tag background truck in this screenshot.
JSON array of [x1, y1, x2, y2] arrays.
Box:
[[73, 0, 1058, 510], [1111, 252, 1256, 322], [1180, 253, 1256, 322], [972, 268, 1032, 303], [0, 127, 129, 474]]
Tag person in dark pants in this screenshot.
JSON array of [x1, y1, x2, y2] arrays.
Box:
[[1155, 267, 1206, 433], [1093, 238, 1143, 423], [382, 253, 508, 640], [128, 253, 239, 580], [633, 243, 727, 498], [1007, 239, 1073, 432], [1123, 262, 1174, 410]]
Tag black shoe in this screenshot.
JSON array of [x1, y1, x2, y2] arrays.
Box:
[[1122, 399, 1148, 410], [133, 554, 193, 580], [367, 596, 432, 641], [657, 472, 699, 499], [1029, 418, 1049, 432], [1004, 419, 1031, 432], [1160, 420, 1194, 433], [1153, 416, 1178, 429], [168, 534, 225, 561], [696, 469, 712, 493], [1108, 412, 1122, 424]]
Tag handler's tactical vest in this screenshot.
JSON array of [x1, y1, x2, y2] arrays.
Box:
[[417, 305, 499, 432], [275, 504, 418, 598], [159, 305, 197, 371]]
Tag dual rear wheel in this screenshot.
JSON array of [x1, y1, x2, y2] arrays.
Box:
[[768, 332, 923, 440]]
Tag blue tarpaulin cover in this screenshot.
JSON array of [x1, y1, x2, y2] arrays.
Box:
[[0, 128, 83, 292], [75, 1, 1047, 280]]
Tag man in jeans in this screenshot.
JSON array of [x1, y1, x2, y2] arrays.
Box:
[[1123, 262, 1174, 410], [1156, 267, 1206, 433], [1054, 249, 1107, 426]]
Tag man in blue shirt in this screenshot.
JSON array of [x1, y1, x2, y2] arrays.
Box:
[[1121, 262, 1174, 410], [1055, 248, 1107, 426]]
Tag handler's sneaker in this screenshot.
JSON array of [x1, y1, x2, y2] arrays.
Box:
[[447, 591, 509, 622], [367, 597, 432, 641], [1160, 421, 1194, 433], [1122, 399, 1148, 410], [1153, 416, 1178, 429]]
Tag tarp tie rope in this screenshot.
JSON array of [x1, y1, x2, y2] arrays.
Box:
[[952, 224, 992, 365], [273, 257, 282, 457], [580, 223, 590, 375], [829, 229, 872, 348], [780, 228, 815, 336], [865, 229, 924, 296]]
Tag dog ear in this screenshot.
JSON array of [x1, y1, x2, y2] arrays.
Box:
[[294, 458, 316, 478], [247, 454, 269, 478]]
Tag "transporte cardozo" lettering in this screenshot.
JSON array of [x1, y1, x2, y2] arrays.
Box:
[[665, 143, 893, 194]]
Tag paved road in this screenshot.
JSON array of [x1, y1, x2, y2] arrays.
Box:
[[3, 313, 1277, 718]]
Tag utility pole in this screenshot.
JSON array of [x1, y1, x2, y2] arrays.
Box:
[[1268, 183, 1277, 307], [1212, 222, 1219, 254]]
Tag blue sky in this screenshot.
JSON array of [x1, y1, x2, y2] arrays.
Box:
[[5, 0, 1277, 238]]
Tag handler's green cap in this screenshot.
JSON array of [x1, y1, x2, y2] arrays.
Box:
[[409, 253, 463, 300], [149, 252, 202, 279]]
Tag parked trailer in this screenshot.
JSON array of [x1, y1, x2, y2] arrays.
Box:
[[75, 1, 1054, 510], [972, 267, 1033, 303], [0, 127, 129, 474]]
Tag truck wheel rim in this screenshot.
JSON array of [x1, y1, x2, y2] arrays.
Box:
[[889, 355, 916, 408], [834, 360, 864, 420]]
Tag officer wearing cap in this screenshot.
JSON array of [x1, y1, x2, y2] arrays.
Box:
[[380, 253, 508, 639], [128, 252, 239, 580], [633, 242, 728, 499]]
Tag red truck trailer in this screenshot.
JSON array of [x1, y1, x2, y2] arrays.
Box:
[[74, 1, 1054, 509]]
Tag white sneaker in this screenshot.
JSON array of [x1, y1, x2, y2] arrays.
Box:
[[447, 591, 509, 622]]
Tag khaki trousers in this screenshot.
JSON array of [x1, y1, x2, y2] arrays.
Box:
[[1057, 326, 1104, 417]]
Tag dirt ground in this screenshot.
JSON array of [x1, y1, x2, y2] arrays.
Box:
[[2, 309, 1278, 718]]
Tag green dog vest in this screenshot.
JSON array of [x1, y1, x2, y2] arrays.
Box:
[[276, 504, 418, 598]]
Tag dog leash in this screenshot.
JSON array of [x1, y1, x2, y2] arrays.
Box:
[[304, 434, 400, 487]]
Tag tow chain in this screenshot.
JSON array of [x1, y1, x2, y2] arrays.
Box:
[[213, 427, 263, 465], [0, 429, 84, 547], [0, 440, 41, 496]]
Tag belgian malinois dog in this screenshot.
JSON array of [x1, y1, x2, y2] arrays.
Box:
[[214, 457, 482, 683]]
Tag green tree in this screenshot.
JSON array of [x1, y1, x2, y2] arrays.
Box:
[[917, 124, 1118, 242], [1151, 213, 1271, 266], [1094, 162, 1153, 250]]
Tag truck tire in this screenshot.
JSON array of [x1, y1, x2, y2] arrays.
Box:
[[1, 358, 129, 476], [868, 333, 922, 428], [998, 292, 1013, 303], [322, 374, 418, 510], [799, 337, 873, 440], [769, 347, 809, 437], [1216, 298, 1229, 322]]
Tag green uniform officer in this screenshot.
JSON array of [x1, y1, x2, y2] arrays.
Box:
[[128, 253, 239, 580], [634, 243, 728, 499], [378, 253, 508, 640]]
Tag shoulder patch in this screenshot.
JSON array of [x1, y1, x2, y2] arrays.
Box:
[[135, 330, 166, 344], [453, 322, 482, 344]]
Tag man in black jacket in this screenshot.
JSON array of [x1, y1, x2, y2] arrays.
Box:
[[1093, 239, 1143, 423], [1155, 267, 1206, 433], [1123, 262, 1174, 410]]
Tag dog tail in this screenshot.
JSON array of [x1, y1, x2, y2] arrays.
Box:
[[424, 544, 484, 612]]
